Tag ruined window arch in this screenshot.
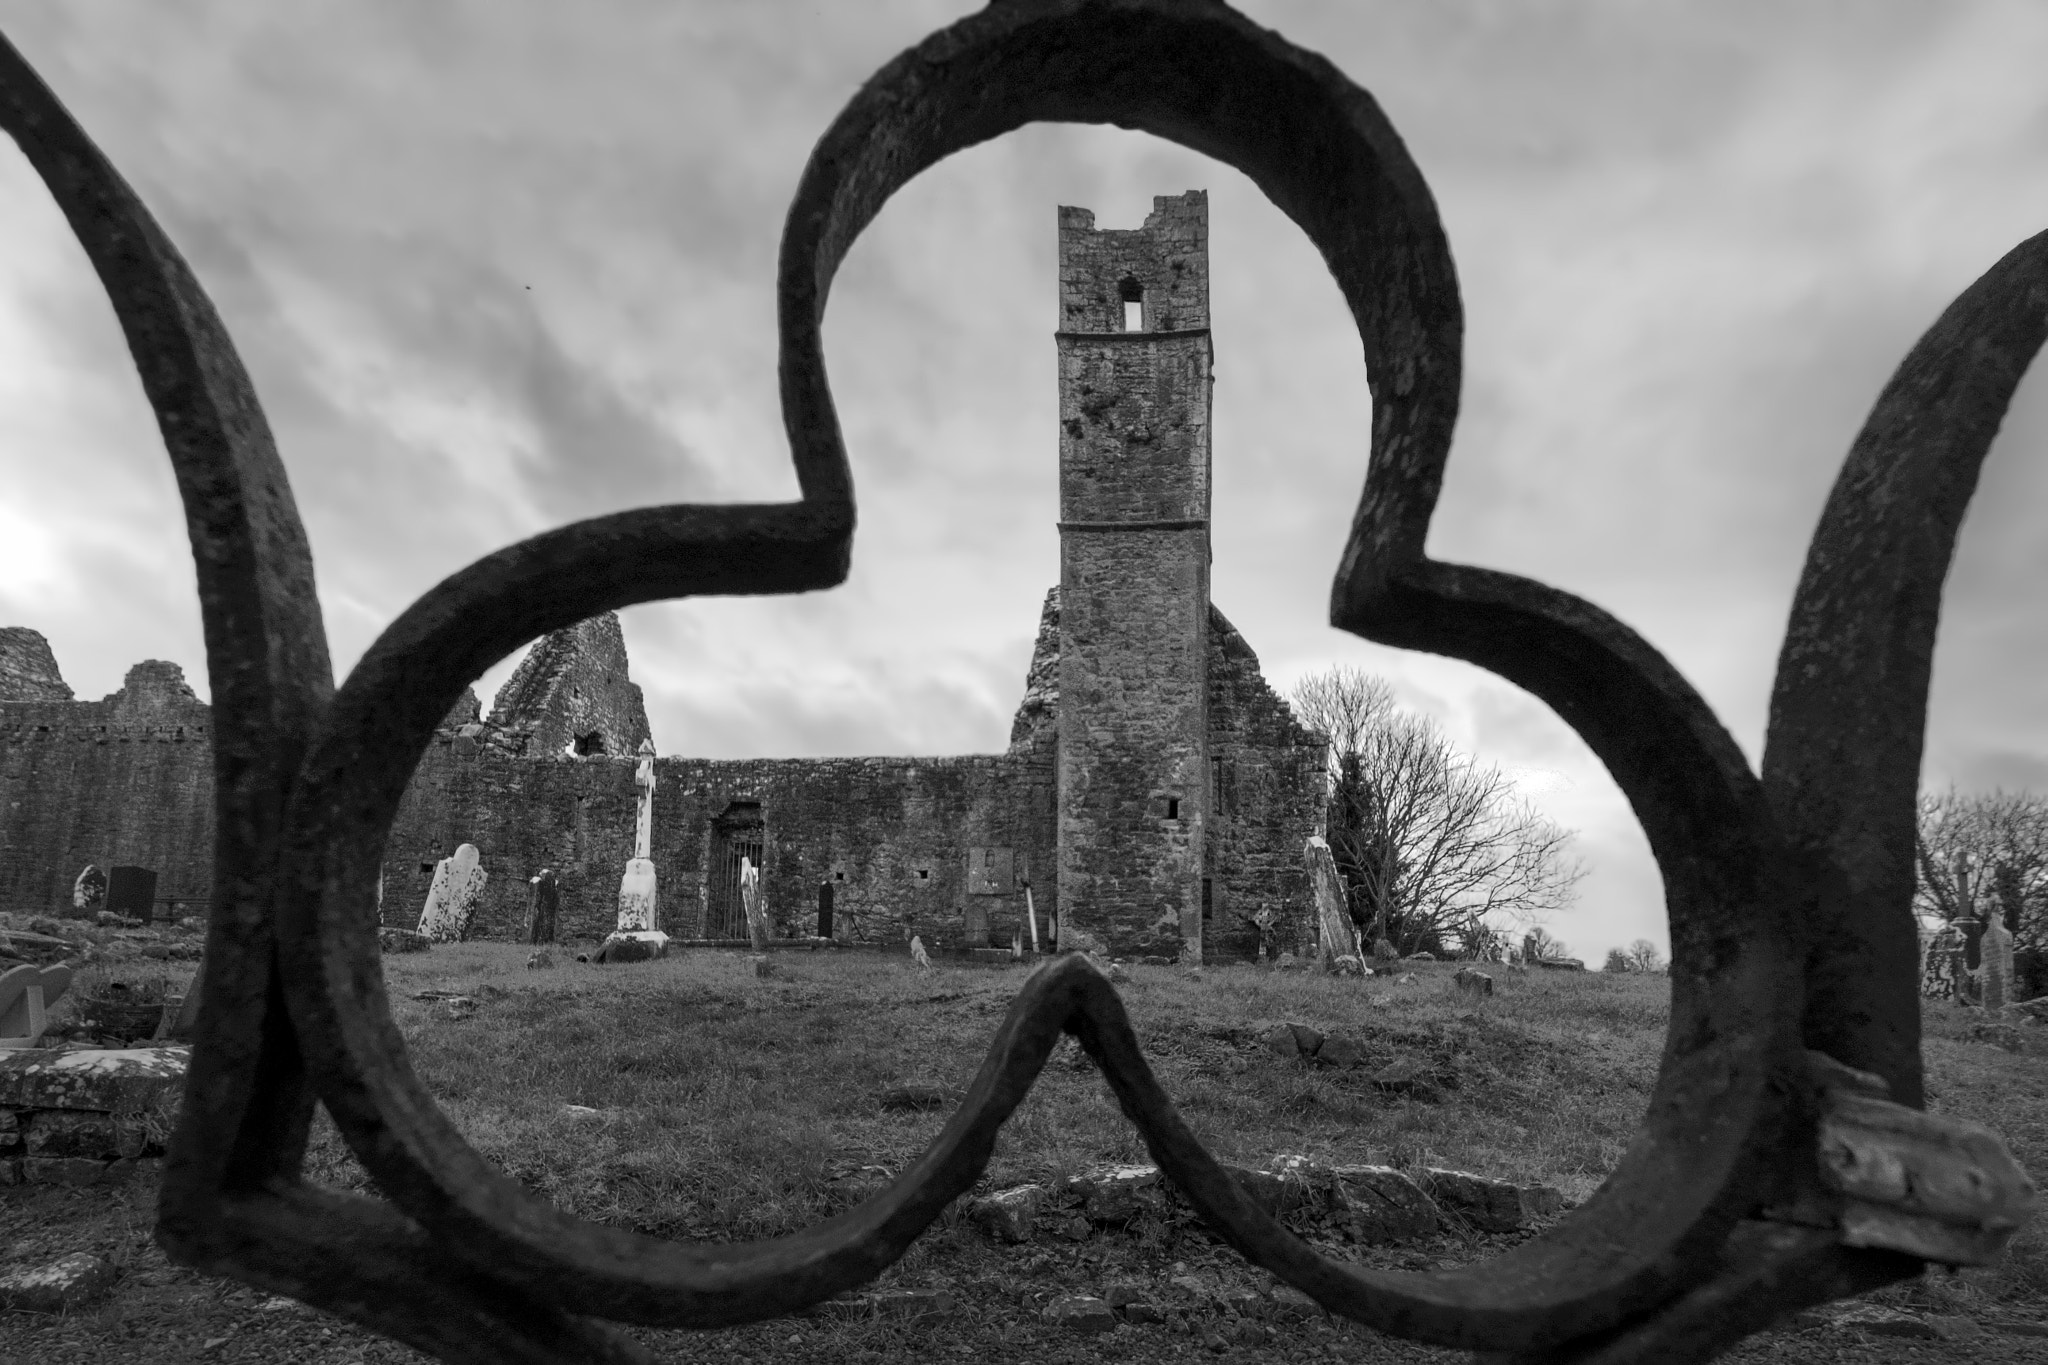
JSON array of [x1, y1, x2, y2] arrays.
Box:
[[1118, 274, 1144, 330]]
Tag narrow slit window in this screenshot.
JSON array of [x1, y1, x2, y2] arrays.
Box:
[[1118, 275, 1144, 331], [1165, 797, 1181, 820]]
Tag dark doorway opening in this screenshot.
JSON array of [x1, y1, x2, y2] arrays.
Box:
[[706, 802, 765, 938], [573, 731, 606, 756], [818, 881, 834, 939]]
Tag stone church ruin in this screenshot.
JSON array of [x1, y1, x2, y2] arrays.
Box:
[[0, 193, 1326, 962]]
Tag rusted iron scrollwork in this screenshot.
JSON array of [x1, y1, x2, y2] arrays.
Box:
[[0, 2, 2038, 1361]]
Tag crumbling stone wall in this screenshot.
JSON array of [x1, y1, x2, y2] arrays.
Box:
[[1011, 589, 1323, 962], [379, 725, 1059, 951], [1056, 191, 1214, 961], [487, 611, 650, 758], [0, 191, 1330, 951], [1056, 193, 1208, 334], [0, 654, 214, 916], [1204, 609, 1325, 960], [0, 627, 74, 702]]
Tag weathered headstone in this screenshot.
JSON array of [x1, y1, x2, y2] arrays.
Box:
[[1303, 836, 1360, 968], [72, 865, 107, 915], [740, 856, 769, 953], [525, 869, 559, 945], [910, 935, 932, 970], [416, 845, 487, 942], [1455, 967, 1494, 998], [106, 865, 156, 921], [1983, 915, 2014, 1016]]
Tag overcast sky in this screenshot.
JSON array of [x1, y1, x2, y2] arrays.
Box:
[[2, 1, 2044, 962]]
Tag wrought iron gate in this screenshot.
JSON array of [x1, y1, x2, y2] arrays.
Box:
[[704, 806, 764, 939], [1, 3, 2037, 1361]]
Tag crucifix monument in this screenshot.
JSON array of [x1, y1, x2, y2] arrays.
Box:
[[598, 738, 668, 962]]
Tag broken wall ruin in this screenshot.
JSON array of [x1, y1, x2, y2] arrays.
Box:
[[0, 194, 1328, 956], [0, 636, 214, 918]]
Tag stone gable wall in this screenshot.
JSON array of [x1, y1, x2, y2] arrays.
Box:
[[487, 611, 650, 758], [0, 628, 73, 703], [0, 662, 214, 916], [1205, 608, 1326, 959]]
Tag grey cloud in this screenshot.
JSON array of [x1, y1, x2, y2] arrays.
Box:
[[5, 0, 2044, 965]]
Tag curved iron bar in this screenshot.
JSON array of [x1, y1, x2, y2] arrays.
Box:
[[269, 0, 1803, 1349], [0, 1, 2038, 1361]]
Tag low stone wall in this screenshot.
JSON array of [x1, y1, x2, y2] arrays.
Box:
[[0, 1045, 187, 1186]]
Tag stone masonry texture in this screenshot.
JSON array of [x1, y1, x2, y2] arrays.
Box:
[[487, 611, 650, 758], [1057, 191, 1213, 960], [1, 660, 214, 918], [0, 190, 1327, 957], [0, 628, 73, 703]]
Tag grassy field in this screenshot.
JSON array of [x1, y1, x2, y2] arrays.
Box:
[[309, 946, 1667, 1230], [3, 943, 2044, 1363]]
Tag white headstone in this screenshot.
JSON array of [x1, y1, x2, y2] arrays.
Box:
[[417, 844, 487, 942], [740, 856, 769, 952], [1304, 836, 1360, 968], [910, 935, 932, 970], [617, 859, 657, 933], [72, 865, 107, 913]]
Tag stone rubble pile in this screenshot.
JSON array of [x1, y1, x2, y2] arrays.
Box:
[[0, 1044, 188, 1187], [1258, 1020, 1458, 1097], [965, 1155, 1563, 1249], [0, 911, 205, 972]]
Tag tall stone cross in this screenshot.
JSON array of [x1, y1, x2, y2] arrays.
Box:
[[633, 738, 656, 861], [616, 739, 659, 933]]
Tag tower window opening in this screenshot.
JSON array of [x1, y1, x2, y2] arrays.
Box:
[[1165, 797, 1181, 820], [1118, 275, 1144, 331]]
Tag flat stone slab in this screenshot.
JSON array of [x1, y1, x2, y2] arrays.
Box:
[[594, 930, 670, 964], [1418, 1167, 1564, 1232], [1045, 1294, 1116, 1333], [0, 1252, 115, 1313], [0, 1045, 189, 1113]]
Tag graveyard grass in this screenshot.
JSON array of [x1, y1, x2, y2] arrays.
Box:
[[327, 949, 2045, 1360], [5, 948, 2044, 1363]]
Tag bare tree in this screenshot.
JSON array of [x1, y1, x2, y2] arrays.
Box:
[[1603, 947, 1631, 973], [1525, 926, 1570, 963], [1291, 666, 1585, 957], [1914, 787, 2048, 954], [1625, 939, 1665, 974]]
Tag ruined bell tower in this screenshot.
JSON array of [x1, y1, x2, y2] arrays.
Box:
[[1055, 191, 1212, 962]]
